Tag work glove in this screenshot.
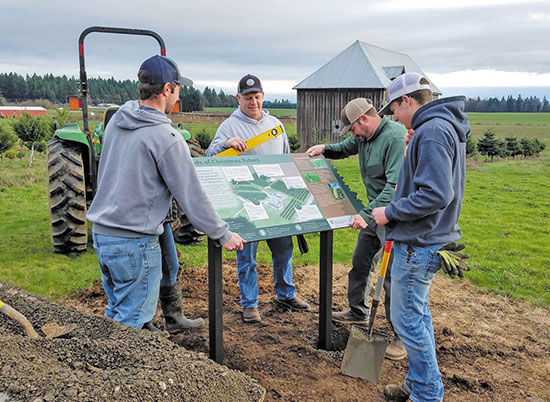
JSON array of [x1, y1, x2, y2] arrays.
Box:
[[437, 242, 470, 279]]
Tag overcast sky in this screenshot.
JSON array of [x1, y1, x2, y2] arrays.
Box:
[[1, 0, 549, 100]]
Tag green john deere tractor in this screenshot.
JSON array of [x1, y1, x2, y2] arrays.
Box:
[[47, 26, 204, 254]]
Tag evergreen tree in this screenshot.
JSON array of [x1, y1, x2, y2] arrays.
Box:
[[504, 137, 522, 159], [477, 129, 505, 161], [520, 138, 536, 158]]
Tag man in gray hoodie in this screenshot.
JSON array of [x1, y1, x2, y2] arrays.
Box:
[[206, 74, 310, 323], [87, 55, 244, 331]]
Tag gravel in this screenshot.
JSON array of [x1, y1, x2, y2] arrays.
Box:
[[0, 282, 265, 402]]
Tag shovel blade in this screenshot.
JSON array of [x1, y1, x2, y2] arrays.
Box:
[[340, 325, 388, 384], [40, 321, 77, 338]]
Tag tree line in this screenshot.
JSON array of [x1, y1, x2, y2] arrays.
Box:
[[465, 95, 550, 113], [3, 72, 549, 112], [0, 72, 296, 111]]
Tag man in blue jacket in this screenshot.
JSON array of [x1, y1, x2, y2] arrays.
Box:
[[372, 72, 470, 402]]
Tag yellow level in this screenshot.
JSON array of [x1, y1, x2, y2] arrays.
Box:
[[215, 125, 284, 157]]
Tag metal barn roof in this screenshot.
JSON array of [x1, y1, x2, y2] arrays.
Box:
[[294, 41, 441, 94]]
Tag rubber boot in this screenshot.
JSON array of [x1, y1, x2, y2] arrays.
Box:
[[159, 280, 204, 333], [141, 321, 169, 338]]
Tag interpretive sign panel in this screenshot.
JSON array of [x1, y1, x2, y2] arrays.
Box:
[[193, 153, 362, 242]]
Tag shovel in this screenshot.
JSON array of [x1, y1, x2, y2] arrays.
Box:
[[340, 241, 393, 384], [0, 299, 76, 338]]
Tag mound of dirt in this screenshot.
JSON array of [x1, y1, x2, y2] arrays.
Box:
[[0, 282, 265, 402], [4, 258, 550, 402]]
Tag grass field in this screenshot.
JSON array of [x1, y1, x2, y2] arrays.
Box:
[[467, 112, 550, 125], [0, 113, 549, 306]]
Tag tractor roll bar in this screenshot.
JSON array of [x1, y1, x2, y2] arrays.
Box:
[[78, 26, 166, 133]]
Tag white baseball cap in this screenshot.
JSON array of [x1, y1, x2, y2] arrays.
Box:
[[378, 72, 432, 115]]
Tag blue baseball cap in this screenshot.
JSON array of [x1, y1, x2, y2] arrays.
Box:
[[138, 55, 193, 87]]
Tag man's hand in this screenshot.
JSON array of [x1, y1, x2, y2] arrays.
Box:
[[169, 217, 181, 231], [222, 233, 246, 251], [226, 137, 247, 153], [306, 144, 326, 157], [371, 207, 389, 226], [349, 214, 367, 230], [404, 128, 415, 145], [437, 242, 470, 278]]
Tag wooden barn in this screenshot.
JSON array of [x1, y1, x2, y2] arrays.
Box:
[[294, 41, 441, 148], [0, 106, 47, 118]]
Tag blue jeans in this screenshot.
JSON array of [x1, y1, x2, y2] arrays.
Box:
[[390, 241, 445, 402], [236, 236, 296, 308], [159, 223, 179, 287], [92, 232, 162, 329]]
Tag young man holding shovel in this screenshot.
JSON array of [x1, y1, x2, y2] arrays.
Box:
[[306, 98, 407, 360], [372, 72, 470, 402]]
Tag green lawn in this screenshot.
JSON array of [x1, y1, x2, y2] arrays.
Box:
[[467, 112, 550, 125], [1, 118, 549, 306]]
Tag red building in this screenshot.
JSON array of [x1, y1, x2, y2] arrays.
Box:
[[0, 106, 47, 118]]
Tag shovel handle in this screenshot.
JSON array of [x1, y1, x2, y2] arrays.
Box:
[[367, 241, 394, 336], [378, 241, 393, 278], [0, 300, 40, 339]]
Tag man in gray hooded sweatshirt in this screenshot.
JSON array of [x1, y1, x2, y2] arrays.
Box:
[[87, 55, 244, 331], [206, 74, 310, 323]]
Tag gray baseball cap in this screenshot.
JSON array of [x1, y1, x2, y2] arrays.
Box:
[[339, 98, 374, 136], [378, 72, 431, 115]]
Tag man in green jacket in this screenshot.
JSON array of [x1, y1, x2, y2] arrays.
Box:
[[306, 98, 407, 360]]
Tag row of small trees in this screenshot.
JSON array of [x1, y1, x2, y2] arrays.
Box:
[[467, 130, 546, 161]]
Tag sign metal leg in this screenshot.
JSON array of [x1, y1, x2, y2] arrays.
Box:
[[208, 238, 224, 363], [318, 230, 333, 350]]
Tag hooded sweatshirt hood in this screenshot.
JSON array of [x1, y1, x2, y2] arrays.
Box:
[[114, 100, 171, 130], [412, 96, 469, 143]]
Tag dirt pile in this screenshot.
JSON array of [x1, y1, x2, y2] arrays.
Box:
[[3, 258, 550, 402], [0, 282, 265, 402]]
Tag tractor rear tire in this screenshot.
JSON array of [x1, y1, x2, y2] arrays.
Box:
[[172, 139, 206, 245], [47, 138, 88, 254]]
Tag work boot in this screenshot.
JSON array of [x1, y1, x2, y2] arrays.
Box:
[[383, 384, 411, 401], [385, 338, 407, 360], [243, 307, 261, 323], [331, 309, 367, 324], [275, 296, 311, 311], [159, 280, 204, 333], [141, 321, 170, 337]]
